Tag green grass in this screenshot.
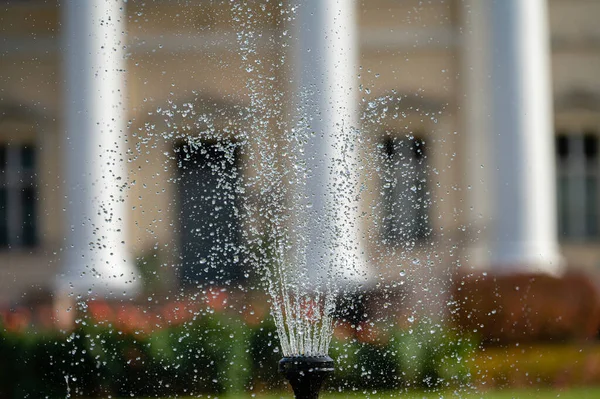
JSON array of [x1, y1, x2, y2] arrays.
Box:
[[318, 387, 600, 398], [150, 386, 600, 399]]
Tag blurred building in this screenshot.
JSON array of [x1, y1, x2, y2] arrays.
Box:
[[0, 0, 599, 305]]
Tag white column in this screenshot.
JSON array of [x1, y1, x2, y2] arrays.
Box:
[[489, 0, 562, 273], [293, 0, 368, 286], [460, 0, 493, 268], [58, 0, 139, 298]]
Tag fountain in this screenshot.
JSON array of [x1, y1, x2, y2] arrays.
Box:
[[266, 1, 365, 396], [231, 0, 365, 395], [251, 0, 367, 399]]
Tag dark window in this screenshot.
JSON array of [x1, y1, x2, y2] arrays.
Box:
[[0, 145, 6, 171], [0, 188, 7, 247], [556, 132, 599, 240], [556, 134, 569, 159], [21, 146, 35, 170], [0, 143, 38, 249], [176, 140, 242, 286], [381, 134, 431, 242], [586, 176, 598, 237], [22, 187, 37, 247], [584, 132, 598, 161]]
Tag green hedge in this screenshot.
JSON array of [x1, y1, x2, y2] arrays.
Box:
[[0, 314, 476, 398], [328, 325, 476, 392]]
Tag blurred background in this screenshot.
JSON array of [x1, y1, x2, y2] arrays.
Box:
[[1, 0, 600, 397]]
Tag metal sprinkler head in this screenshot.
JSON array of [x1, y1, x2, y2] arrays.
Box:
[[279, 356, 334, 399]]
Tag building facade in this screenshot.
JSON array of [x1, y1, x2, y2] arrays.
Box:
[[0, 0, 599, 304]]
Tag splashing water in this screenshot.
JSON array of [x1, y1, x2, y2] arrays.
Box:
[[267, 264, 337, 357], [231, 1, 365, 357]]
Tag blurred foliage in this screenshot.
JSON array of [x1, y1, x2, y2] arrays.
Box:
[[0, 310, 478, 398], [452, 272, 600, 344], [468, 343, 600, 389], [327, 323, 476, 393], [135, 248, 172, 296]]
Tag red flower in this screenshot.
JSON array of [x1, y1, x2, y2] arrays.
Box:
[[333, 321, 354, 341], [87, 301, 115, 324], [242, 302, 268, 326], [35, 304, 54, 330], [204, 288, 228, 311], [161, 300, 196, 326], [117, 304, 151, 334], [355, 321, 388, 345], [5, 307, 31, 332]]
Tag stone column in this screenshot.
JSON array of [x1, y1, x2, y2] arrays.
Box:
[[58, 0, 139, 300], [489, 0, 562, 273], [293, 0, 368, 286]]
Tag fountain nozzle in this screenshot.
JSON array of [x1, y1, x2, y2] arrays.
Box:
[[279, 356, 334, 399]]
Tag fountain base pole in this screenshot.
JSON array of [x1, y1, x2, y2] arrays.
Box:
[[279, 356, 334, 399]]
